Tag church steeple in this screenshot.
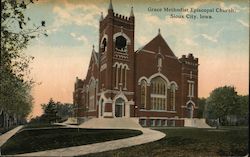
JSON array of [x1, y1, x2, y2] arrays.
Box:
[[108, 0, 113, 11], [130, 6, 134, 17], [100, 12, 103, 21]]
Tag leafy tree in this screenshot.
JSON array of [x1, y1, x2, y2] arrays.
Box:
[[237, 95, 249, 116], [40, 99, 59, 123], [56, 103, 74, 120], [197, 97, 206, 118], [236, 95, 249, 125], [0, 0, 46, 124], [39, 99, 74, 124], [206, 86, 239, 125]]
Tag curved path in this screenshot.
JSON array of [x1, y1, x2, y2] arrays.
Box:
[[0, 125, 23, 147], [16, 127, 165, 156]]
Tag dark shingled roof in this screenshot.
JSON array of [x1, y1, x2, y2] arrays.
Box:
[[139, 33, 176, 57]]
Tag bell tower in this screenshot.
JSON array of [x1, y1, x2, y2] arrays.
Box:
[[98, 0, 135, 117]]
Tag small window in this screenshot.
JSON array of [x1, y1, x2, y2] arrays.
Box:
[[150, 119, 155, 126], [158, 58, 162, 67], [101, 38, 107, 52], [162, 120, 168, 126], [157, 119, 161, 126], [168, 120, 175, 127]]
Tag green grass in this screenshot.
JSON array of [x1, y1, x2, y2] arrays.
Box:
[[1, 128, 142, 155], [22, 123, 63, 129], [82, 127, 248, 157]]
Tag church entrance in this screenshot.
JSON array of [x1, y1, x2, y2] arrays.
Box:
[[187, 103, 194, 118], [115, 98, 125, 117]]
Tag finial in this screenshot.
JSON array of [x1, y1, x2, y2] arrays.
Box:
[[92, 45, 95, 50], [130, 6, 134, 17], [108, 0, 113, 10], [158, 28, 161, 34], [100, 12, 103, 21]]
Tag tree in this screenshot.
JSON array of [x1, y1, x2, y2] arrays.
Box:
[[40, 99, 59, 123], [206, 86, 239, 126], [56, 103, 74, 120], [0, 0, 46, 127], [236, 95, 249, 125], [197, 97, 206, 118], [38, 99, 74, 124]]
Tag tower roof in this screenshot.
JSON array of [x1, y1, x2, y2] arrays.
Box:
[[100, 12, 103, 21], [130, 7, 134, 17], [91, 45, 99, 64], [108, 0, 113, 10]]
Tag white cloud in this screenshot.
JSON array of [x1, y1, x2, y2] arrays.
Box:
[[52, 2, 105, 29], [77, 35, 88, 43], [70, 32, 76, 37], [200, 28, 224, 43], [184, 38, 198, 46], [188, 0, 211, 9], [145, 13, 187, 26], [69, 33, 88, 45], [137, 35, 151, 46], [201, 34, 217, 43], [219, 2, 249, 13], [237, 19, 249, 28]]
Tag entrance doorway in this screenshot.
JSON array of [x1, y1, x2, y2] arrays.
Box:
[[115, 98, 125, 117], [187, 103, 194, 118]]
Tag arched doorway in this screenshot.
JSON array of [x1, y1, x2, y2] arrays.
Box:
[[115, 98, 125, 117], [187, 103, 194, 118]]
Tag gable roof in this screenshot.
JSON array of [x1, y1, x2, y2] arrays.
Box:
[[91, 47, 99, 65], [137, 33, 177, 58]]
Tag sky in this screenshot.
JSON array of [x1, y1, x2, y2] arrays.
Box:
[[24, 0, 249, 118]]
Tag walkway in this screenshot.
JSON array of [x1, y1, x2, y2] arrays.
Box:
[[16, 127, 165, 156], [0, 125, 23, 147]]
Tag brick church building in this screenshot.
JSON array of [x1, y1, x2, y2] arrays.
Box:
[[73, 1, 199, 127]]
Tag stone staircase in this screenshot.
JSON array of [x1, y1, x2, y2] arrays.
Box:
[[79, 118, 142, 129], [184, 118, 211, 128]]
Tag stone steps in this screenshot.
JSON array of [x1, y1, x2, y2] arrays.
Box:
[[184, 118, 211, 128], [79, 118, 142, 129]]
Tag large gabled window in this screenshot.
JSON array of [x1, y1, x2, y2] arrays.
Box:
[[150, 77, 167, 110]]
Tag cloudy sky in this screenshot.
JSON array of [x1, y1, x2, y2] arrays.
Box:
[[24, 0, 249, 118]]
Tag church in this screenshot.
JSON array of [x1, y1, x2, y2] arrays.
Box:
[[73, 1, 199, 127]]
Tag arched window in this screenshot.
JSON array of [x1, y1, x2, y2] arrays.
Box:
[[141, 80, 147, 109], [158, 58, 162, 67], [101, 38, 107, 52], [115, 36, 127, 52], [150, 77, 167, 110], [89, 80, 95, 110], [170, 84, 176, 111]]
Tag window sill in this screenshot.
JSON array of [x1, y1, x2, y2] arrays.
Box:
[[139, 109, 177, 113]]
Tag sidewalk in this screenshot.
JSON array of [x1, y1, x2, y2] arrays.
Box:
[[0, 125, 23, 147], [16, 127, 165, 156]]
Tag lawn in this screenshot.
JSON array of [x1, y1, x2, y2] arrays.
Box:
[[1, 128, 142, 155], [82, 127, 248, 157], [22, 123, 63, 129]]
